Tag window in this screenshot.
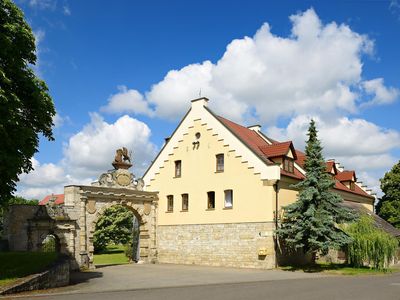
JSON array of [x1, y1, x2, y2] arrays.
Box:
[[167, 195, 174, 212], [224, 190, 233, 208], [182, 194, 189, 211], [283, 158, 294, 173], [175, 160, 181, 177], [207, 191, 215, 209], [216, 154, 224, 172]]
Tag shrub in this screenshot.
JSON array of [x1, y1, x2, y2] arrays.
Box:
[[124, 243, 133, 261], [345, 215, 398, 270]]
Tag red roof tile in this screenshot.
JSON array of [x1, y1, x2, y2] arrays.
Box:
[[326, 161, 336, 173], [336, 170, 356, 182], [259, 141, 297, 159], [295, 150, 306, 168], [217, 116, 274, 164], [39, 194, 64, 205]]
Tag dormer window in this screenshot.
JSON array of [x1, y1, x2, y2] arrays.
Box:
[[350, 181, 355, 191], [283, 157, 294, 173]]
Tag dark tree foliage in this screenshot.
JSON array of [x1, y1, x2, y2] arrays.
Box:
[[0, 0, 56, 204], [277, 120, 355, 257], [93, 205, 135, 252], [376, 160, 400, 229]]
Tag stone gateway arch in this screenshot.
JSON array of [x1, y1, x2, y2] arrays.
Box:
[[5, 148, 158, 270]]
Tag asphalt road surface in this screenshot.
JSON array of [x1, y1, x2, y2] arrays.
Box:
[[3, 264, 400, 300]]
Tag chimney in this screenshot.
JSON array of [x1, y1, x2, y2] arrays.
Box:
[[191, 97, 209, 108], [247, 125, 261, 132]]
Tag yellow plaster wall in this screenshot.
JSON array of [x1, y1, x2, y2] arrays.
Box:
[[147, 119, 275, 225]]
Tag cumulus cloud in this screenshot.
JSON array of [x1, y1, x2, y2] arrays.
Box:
[[102, 8, 396, 124], [362, 78, 399, 106], [101, 86, 154, 116], [17, 114, 157, 199]]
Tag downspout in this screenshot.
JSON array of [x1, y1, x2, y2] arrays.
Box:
[[273, 180, 280, 268]]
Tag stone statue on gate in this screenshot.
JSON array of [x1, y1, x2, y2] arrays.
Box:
[[112, 147, 132, 170]]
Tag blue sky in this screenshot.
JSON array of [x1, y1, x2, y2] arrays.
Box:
[[15, 0, 400, 199]]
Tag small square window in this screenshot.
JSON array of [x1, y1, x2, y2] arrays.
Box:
[[175, 160, 181, 177], [216, 154, 224, 172], [224, 190, 233, 208], [182, 194, 189, 211], [207, 191, 215, 209], [167, 195, 174, 212]]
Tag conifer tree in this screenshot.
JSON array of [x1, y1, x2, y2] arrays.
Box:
[[277, 120, 355, 258]]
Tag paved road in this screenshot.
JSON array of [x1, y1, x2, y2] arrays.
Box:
[[3, 264, 400, 300]]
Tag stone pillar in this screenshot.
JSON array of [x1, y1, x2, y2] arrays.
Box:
[[79, 195, 89, 269]]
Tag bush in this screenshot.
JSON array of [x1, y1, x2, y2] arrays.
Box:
[[345, 215, 398, 270], [124, 243, 133, 261]]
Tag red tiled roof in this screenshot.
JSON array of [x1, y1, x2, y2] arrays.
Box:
[[259, 141, 297, 159], [217, 116, 274, 164], [39, 194, 64, 205], [295, 150, 306, 168], [214, 115, 373, 200], [326, 161, 336, 174], [336, 170, 356, 182]]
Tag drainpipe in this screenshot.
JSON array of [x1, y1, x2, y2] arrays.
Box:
[[273, 180, 280, 268]]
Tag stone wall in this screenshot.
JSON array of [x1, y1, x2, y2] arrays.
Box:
[[157, 222, 276, 269], [0, 256, 70, 295]]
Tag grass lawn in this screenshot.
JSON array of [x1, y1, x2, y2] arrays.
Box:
[[93, 245, 129, 266], [280, 263, 400, 275], [0, 252, 58, 287]]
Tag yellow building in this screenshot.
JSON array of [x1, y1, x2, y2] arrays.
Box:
[[143, 97, 380, 269]]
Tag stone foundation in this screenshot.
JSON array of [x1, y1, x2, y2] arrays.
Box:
[[157, 222, 276, 269]]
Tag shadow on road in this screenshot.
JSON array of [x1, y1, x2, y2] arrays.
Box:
[[70, 271, 103, 285]]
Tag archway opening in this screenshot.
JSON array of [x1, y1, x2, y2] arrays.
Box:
[[92, 205, 140, 266], [41, 233, 60, 253]]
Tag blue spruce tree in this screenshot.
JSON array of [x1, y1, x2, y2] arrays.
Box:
[[277, 120, 355, 260]]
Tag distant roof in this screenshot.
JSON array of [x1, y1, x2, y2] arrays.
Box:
[[342, 201, 400, 237], [39, 194, 64, 205]]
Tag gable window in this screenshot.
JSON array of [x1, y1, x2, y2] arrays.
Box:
[[182, 193, 189, 211], [216, 154, 224, 172], [283, 157, 294, 173], [167, 195, 174, 212], [224, 189, 233, 208], [207, 191, 215, 209], [175, 160, 182, 177]]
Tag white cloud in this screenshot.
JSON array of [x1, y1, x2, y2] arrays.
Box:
[[17, 114, 157, 199], [103, 8, 397, 124], [101, 86, 154, 116], [362, 78, 399, 106], [63, 113, 157, 178]]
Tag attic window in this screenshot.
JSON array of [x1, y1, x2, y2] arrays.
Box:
[[283, 157, 294, 173], [175, 160, 182, 177]]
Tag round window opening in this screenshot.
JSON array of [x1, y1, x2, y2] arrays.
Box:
[[195, 132, 201, 139]]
